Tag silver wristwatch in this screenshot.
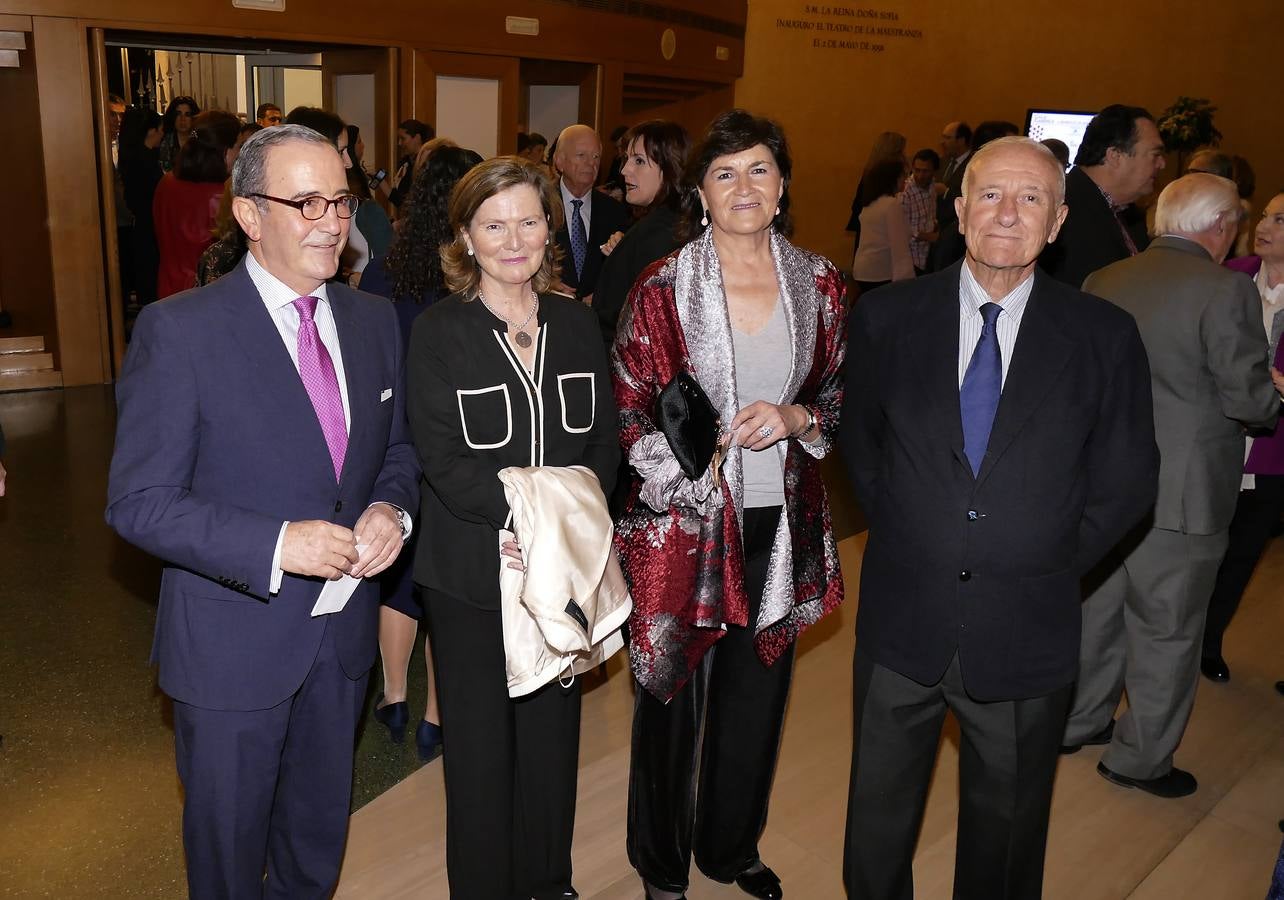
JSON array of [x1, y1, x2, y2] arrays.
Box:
[[390, 505, 410, 540]]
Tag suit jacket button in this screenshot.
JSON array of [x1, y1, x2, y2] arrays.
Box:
[[334, 500, 343, 513], [959, 570, 972, 582]]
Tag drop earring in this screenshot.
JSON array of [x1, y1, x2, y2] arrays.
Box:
[[700, 208, 709, 228], [775, 205, 781, 216], [467, 247, 474, 256]]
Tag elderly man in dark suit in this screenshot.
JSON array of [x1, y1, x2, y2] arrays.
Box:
[[552, 123, 631, 304], [1040, 104, 1165, 287], [841, 136, 1158, 900], [106, 124, 418, 898], [1063, 173, 1283, 798]]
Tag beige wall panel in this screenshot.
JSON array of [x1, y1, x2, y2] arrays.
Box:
[[735, 0, 1284, 267]]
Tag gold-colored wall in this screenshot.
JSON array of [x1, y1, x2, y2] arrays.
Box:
[[735, 0, 1284, 266]]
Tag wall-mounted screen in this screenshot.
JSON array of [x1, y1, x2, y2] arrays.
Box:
[[1024, 109, 1096, 165]]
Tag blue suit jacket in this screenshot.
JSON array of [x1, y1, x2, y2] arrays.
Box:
[[107, 260, 419, 711]]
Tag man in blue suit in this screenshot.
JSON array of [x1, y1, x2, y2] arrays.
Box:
[[107, 124, 418, 898]]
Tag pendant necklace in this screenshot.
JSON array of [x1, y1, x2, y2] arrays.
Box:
[[479, 290, 538, 348]]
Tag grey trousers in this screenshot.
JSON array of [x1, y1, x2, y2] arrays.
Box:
[[1065, 526, 1227, 780]]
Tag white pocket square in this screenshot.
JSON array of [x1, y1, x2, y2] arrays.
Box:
[[380, 388, 393, 402]]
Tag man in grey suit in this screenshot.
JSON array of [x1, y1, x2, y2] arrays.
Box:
[[1063, 173, 1284, 796]]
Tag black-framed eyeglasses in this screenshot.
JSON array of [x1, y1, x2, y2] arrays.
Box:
[[251, 193, 359, 220]]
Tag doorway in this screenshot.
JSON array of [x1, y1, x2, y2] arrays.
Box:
[[94, 30, 397, 374]]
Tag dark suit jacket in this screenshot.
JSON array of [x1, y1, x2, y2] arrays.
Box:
[[106, 259, 419, 711], [593, 204, 681, 346], [554, 186, 631, 301], [1040, 165, 1149, 288], [840, 265, 1158, 701]]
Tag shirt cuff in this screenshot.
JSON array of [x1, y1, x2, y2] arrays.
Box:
[[270, 521, 288, 595]]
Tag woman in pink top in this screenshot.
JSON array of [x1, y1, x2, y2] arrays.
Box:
[[153, 110, 239, 299], [1202, 190, 1284, 681]]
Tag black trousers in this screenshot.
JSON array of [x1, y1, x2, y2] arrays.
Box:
[[627, 505, 792, 892], [424, 589, 581, 900], [843, 651, 1070, 900], [1203, 475, 1284, 658]]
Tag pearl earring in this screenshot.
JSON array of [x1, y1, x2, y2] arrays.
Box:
[[467, 247, 474, 257], [775, 205, 781, 216], [700, 210, 709, 228]]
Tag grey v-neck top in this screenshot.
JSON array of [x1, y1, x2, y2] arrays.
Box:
[[733, 299, 790, 508]]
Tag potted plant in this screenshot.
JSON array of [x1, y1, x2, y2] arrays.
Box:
[[1156, 97, 1222, 171]]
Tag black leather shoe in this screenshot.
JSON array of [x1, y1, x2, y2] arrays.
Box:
[[1200, 655, 1230, 683], [416, 719, 443, 762], [372, 694, 409, 744], [733, 866, 783, 899], [1060, 719, 1114, 755], [1097, 761, 1197, 798], [708, 864, 783, 899], [532, 890, 577, 900]]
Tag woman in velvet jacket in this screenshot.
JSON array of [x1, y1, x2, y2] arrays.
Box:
[[611, 109, 846, 900]]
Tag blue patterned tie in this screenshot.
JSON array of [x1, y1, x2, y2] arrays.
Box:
[[960, 301, 1003, 476], [570, 198, 587, 279]]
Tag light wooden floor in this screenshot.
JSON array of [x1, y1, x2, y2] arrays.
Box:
[[335, 532, 1284, 899]]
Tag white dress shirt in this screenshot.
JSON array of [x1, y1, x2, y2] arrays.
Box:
[[560, 179, 592, 237], [245, 252, 410, 593], [1256, 266, 1284, 352], [957, 262, 1034, 388]]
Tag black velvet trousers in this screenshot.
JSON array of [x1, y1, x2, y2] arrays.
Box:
[[627, 505, 794, 893], [1203, 475, 1284, 658]]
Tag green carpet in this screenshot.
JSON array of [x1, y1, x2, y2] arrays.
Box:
[[352, 619, 437, 810]]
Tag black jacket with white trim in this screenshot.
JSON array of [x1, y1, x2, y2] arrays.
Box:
[[407, 291, 620, 610]]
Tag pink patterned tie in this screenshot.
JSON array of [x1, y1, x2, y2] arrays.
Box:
[[293, 296, 347, 481]]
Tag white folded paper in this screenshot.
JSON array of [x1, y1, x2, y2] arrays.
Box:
[[310, 543, 368, 617]]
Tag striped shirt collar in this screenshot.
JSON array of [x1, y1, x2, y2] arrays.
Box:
[[245, 250, 330, 313], [959, 260, 1035, 322]]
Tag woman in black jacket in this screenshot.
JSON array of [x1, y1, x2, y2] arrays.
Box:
[[593, 120, 691, 347], [406, 156, 619, 900]]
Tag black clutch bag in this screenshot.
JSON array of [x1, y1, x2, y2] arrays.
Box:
[[657, 371, 721, 481]]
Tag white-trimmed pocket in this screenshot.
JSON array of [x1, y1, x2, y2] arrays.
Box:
[[457, 384, 513, 449], [557, 372, 595, 434]]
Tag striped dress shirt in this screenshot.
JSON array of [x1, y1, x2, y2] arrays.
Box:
[[957, 262, 1034, 388]]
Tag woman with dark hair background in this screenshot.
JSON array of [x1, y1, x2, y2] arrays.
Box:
[[342, 123, 395, 276], [358, 143, 483, 765], [612, 109, 846, 900], [195, 122, 263, 287], [153, 109, 238, 298], [844, 130, 907, 259], [850, 156, 915, 296], [118, 106, 164, 306], [593, 120, 691, 348], [158, 95, 199, 173]]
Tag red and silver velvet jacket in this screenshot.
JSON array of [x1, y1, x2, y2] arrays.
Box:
[[611, 228, 847, 702]]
